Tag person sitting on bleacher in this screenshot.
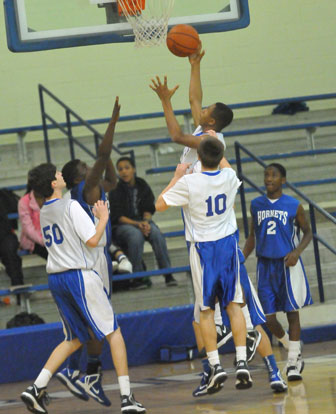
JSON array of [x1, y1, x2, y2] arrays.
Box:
[[0, 201, 24, 287], [18, 173, 48, 260], [109, 156, 177, 289]]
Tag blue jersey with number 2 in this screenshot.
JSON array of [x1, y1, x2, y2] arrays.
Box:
[[251, 194, 300, 259]]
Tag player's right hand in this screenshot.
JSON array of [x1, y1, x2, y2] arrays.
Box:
[[149, 76, 179, 101]]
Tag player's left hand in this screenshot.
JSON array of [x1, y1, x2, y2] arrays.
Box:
[[111, 96, 121, 124], [284, 249, 300, 267], [174, 163, 191, 178], [149, 76, 179, 101], [92, 200, 109, 221]]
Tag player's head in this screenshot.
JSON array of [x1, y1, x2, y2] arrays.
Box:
[[200, 102, 233, 132], [62, 159, 90, 190], [29, 163, 65, 198], [116, 157, 136, 185], [264, 163, 287, 194], [197, 136, 224, 169]]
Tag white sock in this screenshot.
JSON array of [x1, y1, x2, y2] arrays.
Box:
[[117, 254, 127, 263], [214, 303, 223, 325], [236, 346, 247, 362], [278, 332, 290, 350], [207, 350, 220, 367], [242, 305, 253, 331], [34, 368, 52, 389], [288, 340, 301, 364], [118, 375, 130, 396]]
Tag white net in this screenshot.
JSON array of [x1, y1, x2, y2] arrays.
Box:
[[117, 0, 175, 47]]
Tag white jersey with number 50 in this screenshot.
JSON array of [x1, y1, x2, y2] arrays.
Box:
[[162, 169, 241, 242], [40, 198, 98, 274], [180, 125, 226, 173]]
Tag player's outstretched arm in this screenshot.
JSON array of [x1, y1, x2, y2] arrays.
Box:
[[284, 204, 312, 266], [86, 200, 109, 248], [243, 214, 256, 259], [150, 76, 204, 149], [156, 163, 190, 212], [84, 97, 120, 205], [188, 43, 205, 126]]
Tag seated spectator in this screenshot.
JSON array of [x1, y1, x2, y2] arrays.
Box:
[[109, 157, 177, 289], [18, 175, 48, 260], [0, 200, 24, 287]]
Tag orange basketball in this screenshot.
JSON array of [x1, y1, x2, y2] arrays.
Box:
[[166, 24, 200, 57]]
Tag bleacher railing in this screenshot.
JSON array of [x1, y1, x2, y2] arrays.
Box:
[[1, 91, 335, 158], [235, 141, 336, 303], [38, 84, 135, 163]]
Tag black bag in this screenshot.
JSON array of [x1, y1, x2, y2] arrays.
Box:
[[0, 189, 20, 229], [272, 101, 309, 115], [6, 311, 45, 328], [160, 344, 196, 362]]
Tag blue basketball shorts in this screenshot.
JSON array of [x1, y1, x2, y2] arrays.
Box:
[[210, 248, 266, 328], [240, 261, 266, 326], [48, 269, 118, 343], [257, 256, 313, 314], [190, 234, 243, 320]]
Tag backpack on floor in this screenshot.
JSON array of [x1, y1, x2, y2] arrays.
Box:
[[7, 311, 45, 328]]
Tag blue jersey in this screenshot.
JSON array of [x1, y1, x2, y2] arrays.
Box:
[[70, 180, 113, 296], [251, 194, 300, 259], [71, 180, 112, 247]]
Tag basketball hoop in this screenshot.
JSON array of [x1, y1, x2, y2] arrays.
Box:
[[117, 0, 175, 47]]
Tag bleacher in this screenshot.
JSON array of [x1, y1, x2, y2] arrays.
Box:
[[1, 91, 335, 330]]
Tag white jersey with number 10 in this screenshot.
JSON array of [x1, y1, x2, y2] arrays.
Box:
[[163, 169, 241, 242]]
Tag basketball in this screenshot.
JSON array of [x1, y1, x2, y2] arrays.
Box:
[[166, 24, 200, 57]]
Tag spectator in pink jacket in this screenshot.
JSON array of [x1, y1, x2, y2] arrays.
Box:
[[18, 180, 48, 260]]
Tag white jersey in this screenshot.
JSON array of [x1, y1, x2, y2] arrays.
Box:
[[40, 198, 98, 273], [180, 125, 226, 173], [163, 169, 241, 242]]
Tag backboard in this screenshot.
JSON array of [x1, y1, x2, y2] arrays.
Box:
[[4, 0, 250, 53]]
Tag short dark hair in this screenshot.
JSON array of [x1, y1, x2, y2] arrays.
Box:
[[62, 159, 81, 190], [116, 157, 135, 169], [267, 163, 287, 178], [28, 163, 57, 198], [211, 102, 233, 132], [197, 136, 224, 169]]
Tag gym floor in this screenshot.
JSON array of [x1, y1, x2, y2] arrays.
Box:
[[1, 341, 335, 414]]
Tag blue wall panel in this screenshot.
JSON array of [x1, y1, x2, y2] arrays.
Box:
[[0, 304, 335, 385]]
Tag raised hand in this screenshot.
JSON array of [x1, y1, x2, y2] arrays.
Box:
[[188, 42, 205, 65], [149, 76, 179, 102], [111, 96, 121, 124]]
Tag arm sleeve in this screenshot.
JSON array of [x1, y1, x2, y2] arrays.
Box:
[[227, 168, 241, 193], [162, 176, 189, 207], [18, 198, 44, 245], [69, 201, 97, 243]]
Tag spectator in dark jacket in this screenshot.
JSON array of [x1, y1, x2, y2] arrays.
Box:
[[109, 157, 177, 289]]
